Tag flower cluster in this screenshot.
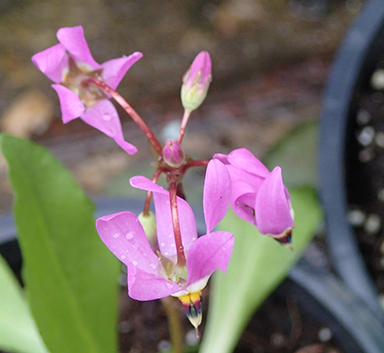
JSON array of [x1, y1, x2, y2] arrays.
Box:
[[32, 26, 294, 332]]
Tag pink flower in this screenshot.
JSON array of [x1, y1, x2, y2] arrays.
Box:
[[181, 51, 212, 112], [96, 160, 233, 327], [32, 26, 142, 155], [214, 148, 294, 243]]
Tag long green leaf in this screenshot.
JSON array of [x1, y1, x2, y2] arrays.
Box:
[[0, 255, 49, 353], [200, 187, 322, 353], [0, 134, 120, 353]]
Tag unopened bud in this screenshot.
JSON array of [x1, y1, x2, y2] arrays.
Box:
[[138, 211, 157, 248], [181, 51, 212, 112], [163, 139, 185, 168]]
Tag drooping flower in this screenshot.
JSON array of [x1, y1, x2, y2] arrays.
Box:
[[32, 25, 142, 155], [214, 148, 294, 244], [181, 51, 212, 112], [96, 159, 233, 328]]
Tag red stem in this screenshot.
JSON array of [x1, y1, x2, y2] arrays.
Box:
[[88, 77, 163, 157], [169, 181, 186, 266], [143, 168, 165, 215], [182, 159, 209, 172], [177, 109, 191, 144]]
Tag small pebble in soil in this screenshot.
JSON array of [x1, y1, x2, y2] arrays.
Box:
[[371, 69, 384, 90], [119, 273, 128, 286], [318, 327, 332, 342], [378, 293, 384, 310], [358, 147, 374, 162], [375, 131, 384, 148], [270, 332, 285, 347], [119, 320, 132, 333], [357, 126, 375, 146], [378, 189, 384, 203], [364, 214, 382, 234], [347, 209, 366, 226], [356, 108, 371, 125], [158, 340, 172, 352], [185, 329, 200, 346]]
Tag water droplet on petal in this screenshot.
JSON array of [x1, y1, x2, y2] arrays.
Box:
[[165, 282, 173, 289], [171, 244, 175, 248], [150, 263, 156, 270], [132, 260, 138, 266], [113, 233, 120, 239], [169, 234, 173, 238], [131, 243, 138, 250], [121, 255, 126, 260], [160, 242, 165, 247], [125, 232, 134, 240], [103, 113, 111, 121]]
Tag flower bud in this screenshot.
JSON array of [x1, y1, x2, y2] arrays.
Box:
[[181, 51, 212, 112], [138, 211, 157, 249], [162, 139, 185, 168]]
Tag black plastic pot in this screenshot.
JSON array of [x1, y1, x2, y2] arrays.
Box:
[[320, 0, 384, 319], [2, 199, 384, 352]]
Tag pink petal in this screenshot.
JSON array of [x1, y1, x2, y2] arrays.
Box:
[[101, 52, 143, 90], [127, 263, 184, 300], [255, 167, 294, 236], [230, 180, 257, 225], [153, 192, 197, 258], [129, 176, 167, 194], [186, 231, 234, 291], [186, 51, 212, 90], [31, 43, 68, 83], [57, 26, 100, 69], [213, 153, 229, 165], [51, 84, 85, 123], [203, 159, 231, 233], [129, 176, 197, 256], [96, 211, 159, 273], [80, 99, 137, 155], [228, 148, 270, 178]]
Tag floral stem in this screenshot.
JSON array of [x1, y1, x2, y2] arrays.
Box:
[[169, 181, 186, 266], [161, 297, 184, 353], [177, 109, 191, 144], [182, 159, 209, 172], [143, 168, 165, 215], [88, 77, 163, 157]]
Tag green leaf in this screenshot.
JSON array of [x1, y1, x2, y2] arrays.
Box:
[[265, 122, 318, 188], [199, 186, 322, 353], [0, 255, 49, 353], [0, 134, 120, 353]]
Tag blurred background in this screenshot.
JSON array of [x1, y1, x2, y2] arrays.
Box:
[[0, 0, 365, 212]]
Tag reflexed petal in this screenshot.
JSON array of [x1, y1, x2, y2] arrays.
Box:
[[31, 43, 68, 83], [57, 26, 100, 69], [80, 99, 137, 155], [96, 211, 159, 274], [228, 148, 270, 177], [51, 84, 85, 123], [186, 231, 234, 292], [203, 159, 231, 233], [127, 263, 184, 300], [101, 52, 143, 90], [255, 167, 294, 236], [129, 176, 168, 195], [212, 153, 229, 165]]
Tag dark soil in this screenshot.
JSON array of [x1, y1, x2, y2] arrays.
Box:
[[118, 278, 344, 353], [345, 61, 384, 302]]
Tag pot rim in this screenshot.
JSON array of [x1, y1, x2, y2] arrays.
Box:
[[319, 0, 384, 316]]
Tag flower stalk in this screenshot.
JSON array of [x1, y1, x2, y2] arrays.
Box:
[[87, 77, 163, 157], [169, 180, 186, 267]]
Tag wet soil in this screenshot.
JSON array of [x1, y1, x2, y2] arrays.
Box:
[[118, 279, 344, 353]]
